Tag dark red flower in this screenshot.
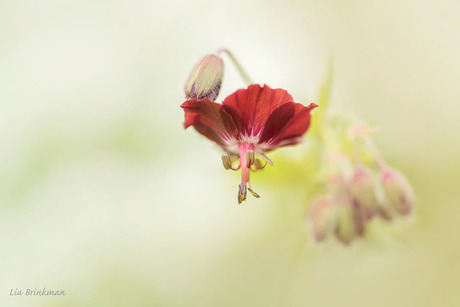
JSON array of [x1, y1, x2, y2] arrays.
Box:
[[181, 84, 318, 203]]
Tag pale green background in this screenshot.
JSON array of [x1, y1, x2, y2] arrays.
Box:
[[1, 0, 459, 306]]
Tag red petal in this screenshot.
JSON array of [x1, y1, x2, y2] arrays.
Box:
[[221, 105, 245, 136], [278, 102, 318, 139], [181, 99, 240, 145], [222, 84, 294, 136], [191, 121, 226, 145], [260, 102, 318, 150], [259, 103, 296, 143]]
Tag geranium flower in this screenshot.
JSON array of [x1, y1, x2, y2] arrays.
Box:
[[181, 84, 318, 204]]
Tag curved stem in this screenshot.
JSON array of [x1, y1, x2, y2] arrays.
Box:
[[216, 48, 254, 86]]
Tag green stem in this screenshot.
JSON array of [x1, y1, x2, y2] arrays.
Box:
[[362, 135, 387, 170], [216, 48, 254, 86]]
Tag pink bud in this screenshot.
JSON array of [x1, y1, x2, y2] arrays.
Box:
[[348, 165, 378, 221], [376, 201, 394, 221], [309, 196, 337, 242], [380, 167, 415, 216], [334, 196, 364, 245]]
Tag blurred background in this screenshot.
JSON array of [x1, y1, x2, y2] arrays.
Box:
[[1, 0, 460, 306]]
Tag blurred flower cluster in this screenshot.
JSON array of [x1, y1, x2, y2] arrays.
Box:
[[307, 74, 415, 245]]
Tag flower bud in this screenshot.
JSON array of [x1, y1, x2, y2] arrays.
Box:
[[184, 54, 224, 101], [309, 196, 337, 242], [376, 201, 394, 221], [348, 165, 378, 221], [334, 196, 364, 245], [380, 167, 415, 216]]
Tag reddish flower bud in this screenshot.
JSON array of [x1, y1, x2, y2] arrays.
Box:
[[349, 165, 378, 221], [184, 54, 224, 101], [309, 196, 337, 242], [380, 167, 415, 216]]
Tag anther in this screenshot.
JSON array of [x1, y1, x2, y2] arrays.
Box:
[[248, 187, 260, 198], [254, 158, 267, 169], [221, 154, 232, 170]]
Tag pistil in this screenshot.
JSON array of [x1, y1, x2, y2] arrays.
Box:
[[238, 143, 260, 204]]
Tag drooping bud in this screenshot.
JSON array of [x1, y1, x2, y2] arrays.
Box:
[[376, 201, 394, 221], [334, 196, 363, 245], [309, 196, 337, 242], [348, 165, 378, 221], [380, 167, 415, 216], [184, 54, 224, 101], [373, 175, 395, 221]]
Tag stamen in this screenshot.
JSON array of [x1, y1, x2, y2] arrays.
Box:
[[254, 158, 267, 170], [221, 154, 240, 171], [248, 187, 260, 198], [238, 184, 247, 204], [221, 155, 232, 170], [261, 153, 274, 165], [246, 150, 255, 167]]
